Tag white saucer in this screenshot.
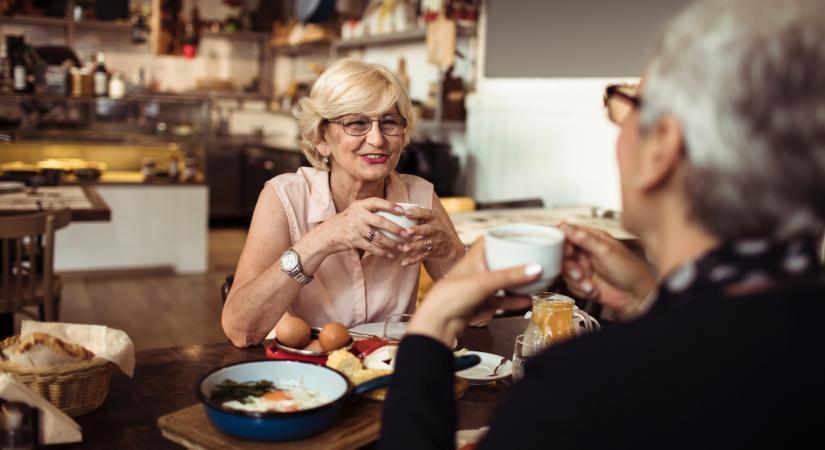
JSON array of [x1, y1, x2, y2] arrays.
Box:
[[456, 351, 512, 384]]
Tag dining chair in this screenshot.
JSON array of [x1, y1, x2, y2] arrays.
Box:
[[0, 208, 71, 324]]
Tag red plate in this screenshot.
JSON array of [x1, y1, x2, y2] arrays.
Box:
[[264, 342, 328, 365]]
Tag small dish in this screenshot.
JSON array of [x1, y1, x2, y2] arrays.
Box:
[[455, 351, 512, 385]]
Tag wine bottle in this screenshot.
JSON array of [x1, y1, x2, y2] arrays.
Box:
[[93, 51, 108, 97]]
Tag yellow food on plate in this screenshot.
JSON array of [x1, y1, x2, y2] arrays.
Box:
[[326, 348, 363, 378], [350, 368, 392, 385], [352, 368, 392, 401]]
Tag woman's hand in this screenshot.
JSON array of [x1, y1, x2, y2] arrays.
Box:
[[397, 206, 463, 267], [408, 239, 541, 347], [558, 222, 656, 320], [316, 197, 409, 258]]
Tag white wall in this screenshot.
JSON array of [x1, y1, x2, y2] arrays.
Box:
[[465, 78, 629, 210], [462, 2, 642, 210]]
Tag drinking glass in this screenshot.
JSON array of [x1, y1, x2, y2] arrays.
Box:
[[512, 334, 542, 381], [383, 313, 413, 342]]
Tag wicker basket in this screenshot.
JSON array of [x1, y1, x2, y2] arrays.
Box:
[[0, 336, 116, 417]]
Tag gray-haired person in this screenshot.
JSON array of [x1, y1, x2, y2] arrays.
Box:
[[379, 0, 825, 448]]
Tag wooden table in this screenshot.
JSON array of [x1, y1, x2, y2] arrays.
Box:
[[61, 317, 526, 449], [450, 206, 634, 244], [0, 185, 111, 222]]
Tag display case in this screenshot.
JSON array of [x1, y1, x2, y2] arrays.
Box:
[[0, 92, 209, 184]]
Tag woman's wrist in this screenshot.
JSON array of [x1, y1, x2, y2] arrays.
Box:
[[408, 309, 452, 347], [292, 229, 335, 272]]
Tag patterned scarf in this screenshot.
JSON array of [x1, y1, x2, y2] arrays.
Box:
[[647, 237, 823, 314]]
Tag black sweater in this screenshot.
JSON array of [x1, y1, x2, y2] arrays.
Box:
[[379, 278, 825, 449]]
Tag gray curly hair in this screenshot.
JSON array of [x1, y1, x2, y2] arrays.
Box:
[[293, 59, 415, 170], [640, 0, 825, 240]]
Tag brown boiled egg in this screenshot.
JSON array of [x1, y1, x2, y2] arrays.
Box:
[[304, 339, 325, 353], [319, 322, 351, 352], [276, 316, 311, 349]]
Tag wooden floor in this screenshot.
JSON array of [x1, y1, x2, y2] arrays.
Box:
[[56, 228, 247, 351]]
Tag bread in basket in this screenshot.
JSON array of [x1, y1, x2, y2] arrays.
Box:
[[0, 334, 116, 417]]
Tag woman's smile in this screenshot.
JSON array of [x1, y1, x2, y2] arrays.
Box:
[[360, 153, 390, 164]]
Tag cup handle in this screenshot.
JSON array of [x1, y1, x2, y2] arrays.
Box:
[[573, 311, 600, 332]]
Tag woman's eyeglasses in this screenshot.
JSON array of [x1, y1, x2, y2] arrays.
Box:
[[327, 113, 408, 137], [603, 84, 642, 125]]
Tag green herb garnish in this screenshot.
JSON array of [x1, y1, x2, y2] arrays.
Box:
[[209, 379, 275, 404]]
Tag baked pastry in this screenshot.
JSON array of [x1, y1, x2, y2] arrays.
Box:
[[2, 333, 94, 367], [326, 349, 363, 378], [16, 333, 95, 360]]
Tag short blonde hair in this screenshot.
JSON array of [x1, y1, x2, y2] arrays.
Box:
[[293, 59, 416, 169]]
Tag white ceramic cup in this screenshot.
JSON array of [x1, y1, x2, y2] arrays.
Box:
[[375, 202, 420, 241], [484, 223, 565, 295]]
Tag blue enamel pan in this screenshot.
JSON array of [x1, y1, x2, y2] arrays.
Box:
[[196, 355, 480, 441]]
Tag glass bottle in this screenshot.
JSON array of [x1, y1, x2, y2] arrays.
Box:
[[7, 35, 28, 93], [93, 51, 108, 97], [108, 72, 126, 99], [0, 40, 11, 94]]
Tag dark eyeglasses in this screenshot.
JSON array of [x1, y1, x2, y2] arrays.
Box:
[[604, 84, 642, 125], [327, 113, 408, 137]]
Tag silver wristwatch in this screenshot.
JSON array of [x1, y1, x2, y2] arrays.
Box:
[[279, 248, 313, 286]]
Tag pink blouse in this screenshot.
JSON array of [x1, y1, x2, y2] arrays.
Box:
[[267, 167, 434, 329]]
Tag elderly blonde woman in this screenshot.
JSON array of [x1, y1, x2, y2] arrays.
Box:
[[222, 59, 466, 347], [380, 0, 825, 448]]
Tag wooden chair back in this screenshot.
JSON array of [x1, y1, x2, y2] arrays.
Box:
[[0, 209, 71, 321]]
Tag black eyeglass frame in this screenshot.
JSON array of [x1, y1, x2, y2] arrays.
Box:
[[603, 84, 642, 124], [325, 113, 409, 137]]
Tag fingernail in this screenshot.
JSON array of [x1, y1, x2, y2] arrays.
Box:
[[567, 269, 581, 280], [386, 253, 394, 259], [581, 280, 593, 293], [401, 230, 411, 237], [575, 230, 587, 241], [394, 206, 404, 214], [524, 264, 542, 277]]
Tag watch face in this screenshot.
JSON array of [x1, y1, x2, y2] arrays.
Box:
[[281, 251, 299, 271]]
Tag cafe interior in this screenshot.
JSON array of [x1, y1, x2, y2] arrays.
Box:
[[0, 0, 823, 448]]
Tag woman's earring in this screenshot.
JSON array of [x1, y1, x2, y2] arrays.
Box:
[[322, 155, 330, 166]]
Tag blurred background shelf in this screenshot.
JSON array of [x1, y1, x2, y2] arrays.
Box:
[[73, 20, 131, 32], [270, 41, 331, 56], [0, 15, 67, 27], [334, 28, 426, 51], [202, 30, 266, 42]]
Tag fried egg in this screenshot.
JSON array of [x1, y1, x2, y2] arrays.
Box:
[[222, 383, 329, 413]]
